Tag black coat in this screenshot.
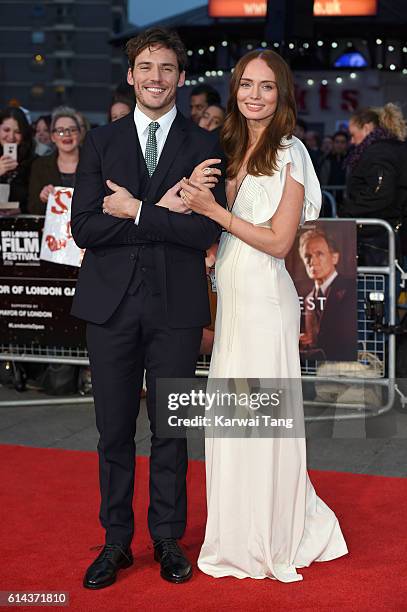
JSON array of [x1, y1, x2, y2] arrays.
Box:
[[303, 274, 358, 362], [340, 139, 407, 227], [27, 152, 63, 215], [70, 111, 226, 327], [0, 144, 36, 213]]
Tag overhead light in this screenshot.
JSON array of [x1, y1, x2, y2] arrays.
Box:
[[376, 38, 382, 45], [350, 72, 357, 79], [331, 42, 338, 48], [307, 79, 314, 85], [336, 77, 343, 83], [322, 79, 328, 85], [317, 40, 324, 47]]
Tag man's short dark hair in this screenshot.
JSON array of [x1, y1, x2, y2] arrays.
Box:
[[333, 130, 349, 141], [190, 84, 221, 106], [126, 27, 187, 72], [296, 118, 308, 131]]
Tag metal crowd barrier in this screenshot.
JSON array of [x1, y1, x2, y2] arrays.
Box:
[[299, 218, 397, 421], [198, 219, 404, 423], [0, 218, 404, 422]]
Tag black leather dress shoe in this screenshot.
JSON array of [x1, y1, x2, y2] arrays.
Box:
[[153, 538, 192, 583], [83, 544, 133, 589]]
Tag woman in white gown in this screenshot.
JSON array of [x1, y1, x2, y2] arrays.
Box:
[[180, 50, 348, 582]]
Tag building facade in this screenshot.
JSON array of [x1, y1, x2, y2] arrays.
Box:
[[0, 0, 128, 123]]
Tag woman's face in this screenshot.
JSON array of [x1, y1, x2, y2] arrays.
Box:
[[0, 117, 22, 145], [349, 119, 375, 146], [110, 102, 131, 122], [236, 58, 278, 125], [199, 105, 225, 131], [35, 119, 51, 145], [51, 117, 81, 153]]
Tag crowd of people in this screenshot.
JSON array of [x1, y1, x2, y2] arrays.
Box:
[[1, 83, 406, 242], [1, 76, 406, 345]]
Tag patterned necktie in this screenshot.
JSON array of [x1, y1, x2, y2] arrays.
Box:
[[145, 121, 160, 176]]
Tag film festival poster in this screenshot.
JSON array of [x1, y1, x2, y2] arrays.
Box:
[[40, 187, 84, 268], [0, 215, 85, 348], [285, 219, 358, 363]]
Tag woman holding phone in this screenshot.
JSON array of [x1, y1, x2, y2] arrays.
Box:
[[28, 106, 81, 214], [0, 107, 36, 212]]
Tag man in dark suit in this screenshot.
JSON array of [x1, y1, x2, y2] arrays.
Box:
[[70, 27, 226, 589], [298, 228, 357, 361]]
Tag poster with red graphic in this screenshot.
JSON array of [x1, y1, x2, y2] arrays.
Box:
[[40, 187, 84, 267], [0, 216, 85, 347]]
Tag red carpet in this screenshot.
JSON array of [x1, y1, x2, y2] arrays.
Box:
[[1, 444, 407, 611]]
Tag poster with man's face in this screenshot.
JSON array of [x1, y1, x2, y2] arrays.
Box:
[[286, 220, 358, 362]]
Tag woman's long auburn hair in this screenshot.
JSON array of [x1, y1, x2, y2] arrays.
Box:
[[221, 50, 297, 179]]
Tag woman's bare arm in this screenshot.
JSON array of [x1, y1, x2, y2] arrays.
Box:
[[181, 164, 304, 259]]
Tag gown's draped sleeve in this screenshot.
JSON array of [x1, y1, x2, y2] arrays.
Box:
[[279, 136, 322, 224], [251, 136, 322, 226]]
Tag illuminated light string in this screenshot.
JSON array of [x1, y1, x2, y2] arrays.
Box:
[[183, 40, 406, 84], [185, 39, 407, 56], [183, 68, 406, 88]]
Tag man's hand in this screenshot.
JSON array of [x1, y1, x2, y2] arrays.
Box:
[[103, 179, 140, 219], [157, 182, 191, 214]]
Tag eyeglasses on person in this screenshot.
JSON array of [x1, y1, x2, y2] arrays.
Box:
[[52, 127, 79, 137]]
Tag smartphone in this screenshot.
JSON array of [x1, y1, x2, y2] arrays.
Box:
[[4, 143, 18, 161]]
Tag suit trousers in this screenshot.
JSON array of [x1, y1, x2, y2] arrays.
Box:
[[86, 280, 202, 546]]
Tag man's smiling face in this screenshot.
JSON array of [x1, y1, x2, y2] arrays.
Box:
[[127, 44, 185, 119]]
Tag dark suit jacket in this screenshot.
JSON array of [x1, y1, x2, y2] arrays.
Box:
[[28, 152, 63, 214], [70, 111, 226, 327], [304, 274, 357, 361]]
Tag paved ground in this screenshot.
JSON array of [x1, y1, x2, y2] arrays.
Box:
[[1, 383, 407, 476]]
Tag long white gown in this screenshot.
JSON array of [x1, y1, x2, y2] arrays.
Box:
[[197, 136, 348, 582]]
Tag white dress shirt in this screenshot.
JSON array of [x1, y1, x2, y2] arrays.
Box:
[[133, 104, 177, 224], [316, 269, 338, 295]]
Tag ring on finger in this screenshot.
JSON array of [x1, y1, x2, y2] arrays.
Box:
[[203, 167, 212, 176]]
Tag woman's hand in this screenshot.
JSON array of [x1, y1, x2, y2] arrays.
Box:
[[157, 182, 191, 214], [189, 159, 221, 190], [179, 178, 218, 217], [205, 242, 218, 272], [39, 184, 55, 203], [0, 155, 18, 177]]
